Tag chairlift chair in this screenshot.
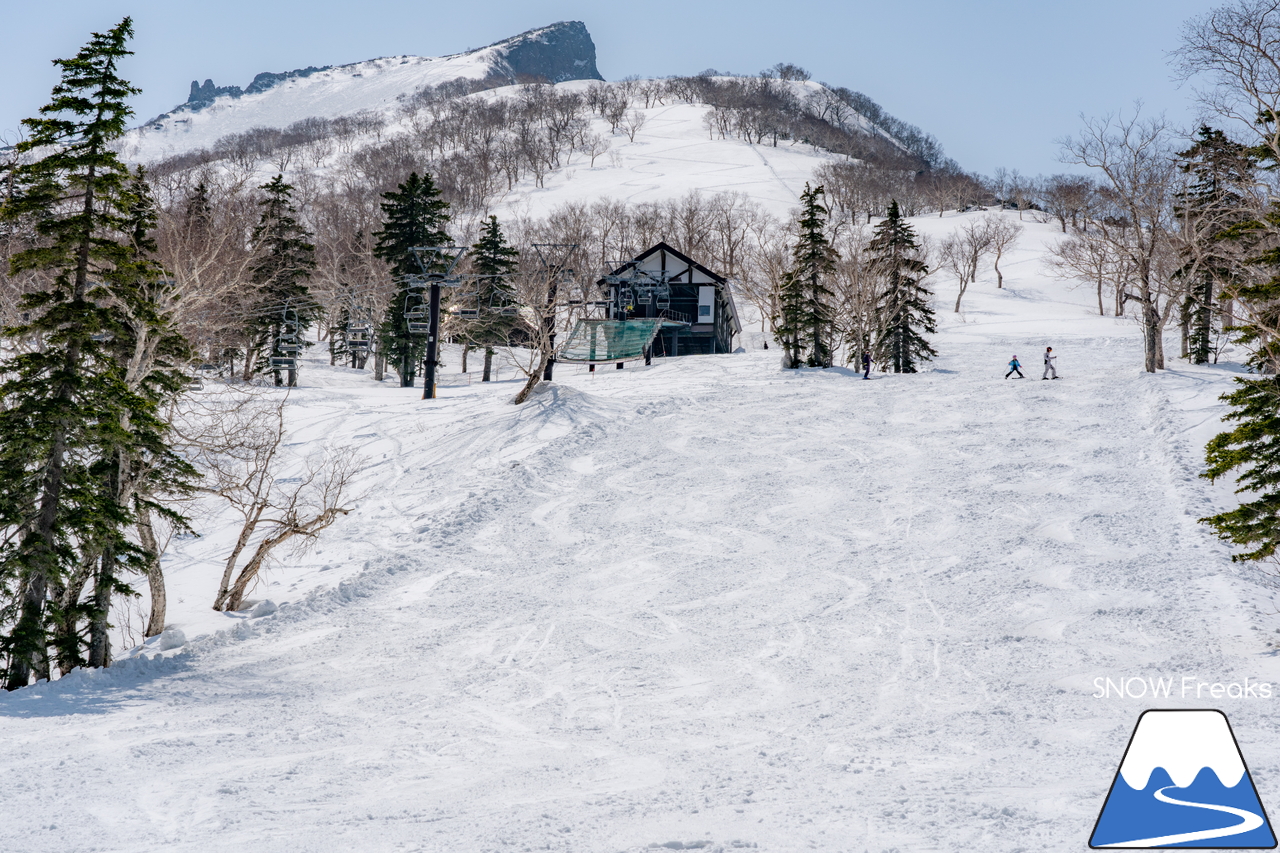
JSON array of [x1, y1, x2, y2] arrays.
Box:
[[404, 303, 430, 334], [270, 356, 298, 370], [457, 308, 480, 319]]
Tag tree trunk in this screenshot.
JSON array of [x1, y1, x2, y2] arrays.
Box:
[[7, 347, 77, 689], [242, 339, 257, 381], [1180, 302, 1191, 360], [374, 352, 385, 382], [1097, 275, 1105, 316], [513, 351, 550, 404], [483, 347, 494, 382], [994, 251, 1004, 289], [224, 529, 292, 612], [461, 343, 469, 373], [214, 504, 265, 611], [1142, 295, 1160, 373], [87, 546, 113, 668], [49, 554, 92, 675], [224, 507, 347, 612], [1156, 319, 1166, 370], [137, 506, 166, 637]]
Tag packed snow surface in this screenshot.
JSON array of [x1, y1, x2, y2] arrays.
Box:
[[3, 212, 1280, 853], [488, 95, 830, 221]]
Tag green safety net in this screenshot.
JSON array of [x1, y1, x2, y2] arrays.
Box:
[[558, 318, 681, 363]]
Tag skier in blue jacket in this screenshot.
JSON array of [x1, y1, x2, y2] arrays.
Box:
[[1005, 355, 1024, 379]]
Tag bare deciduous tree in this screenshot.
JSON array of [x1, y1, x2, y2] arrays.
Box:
[[940, 219, 994, 312], [622, 110, 647, 143], [984, 214, 1023, 290], [1061, 110, 1182, 371], [578, 132, 611, 167], [1040, 174, 1097, 233], [504, 270, 564, 405], [175, 389, 360, 612], [1047, 231, 1130, 316], [1175, 1, 1280, 163]]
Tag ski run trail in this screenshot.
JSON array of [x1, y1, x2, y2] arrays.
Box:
[[5, 211, 1280, 853]]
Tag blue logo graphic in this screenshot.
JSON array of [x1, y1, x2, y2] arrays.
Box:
[[1091, 709, 1276, 848]]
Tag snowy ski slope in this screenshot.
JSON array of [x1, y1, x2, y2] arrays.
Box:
[[2, 210, 1278, 853], [486, 87, 834, 221]]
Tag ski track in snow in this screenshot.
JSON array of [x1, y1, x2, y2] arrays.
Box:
[[3, 213, 1280, 852]]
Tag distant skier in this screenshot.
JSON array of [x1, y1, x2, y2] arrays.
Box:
[[861, 350, 871, 380], [1005, 355, 1024, 379], [1042, 346, 1058, 380]]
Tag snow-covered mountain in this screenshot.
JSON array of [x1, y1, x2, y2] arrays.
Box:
[[123, 21, 603, 163]]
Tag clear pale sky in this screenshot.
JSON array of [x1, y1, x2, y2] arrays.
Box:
[[0, 0, 1221, 177]]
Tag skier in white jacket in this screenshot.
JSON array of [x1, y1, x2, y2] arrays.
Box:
[[1042, 346, 1058, 380]]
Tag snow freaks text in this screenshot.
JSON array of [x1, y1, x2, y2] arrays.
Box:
[[1092, 677, 1274, 700]]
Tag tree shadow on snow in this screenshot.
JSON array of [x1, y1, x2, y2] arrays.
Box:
[[0, 653, 194, 717]]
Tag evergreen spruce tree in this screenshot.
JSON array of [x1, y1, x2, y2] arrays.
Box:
[[1199, 122, 1280, 561], [373, 172, 451, 387], [467, 216, 519, 382], [794, 184, 838, 367], [1202, 378, 1280, 560], [773, 184, 837, 368], [1174, 127, 1257, 365], [185, 180, 212, 231], [771, 268, 807, 369], [247, 175, 315, 386], [868, 200, 936, 373], [87, 168, 195, 660], [0, 18, 182, 687]]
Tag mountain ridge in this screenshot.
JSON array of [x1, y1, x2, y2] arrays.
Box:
[[156, 21, 602, 121]]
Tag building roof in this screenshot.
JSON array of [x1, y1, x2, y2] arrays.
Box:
[[596, 241, 728, 286]]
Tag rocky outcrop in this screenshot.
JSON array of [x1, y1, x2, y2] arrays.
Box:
[[183, 64, 332, 110], [488, 21, 604, 84], [186, 78, 244, 109]]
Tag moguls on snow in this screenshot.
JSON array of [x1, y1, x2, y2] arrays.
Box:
[[1090, 709, 1276, 849]]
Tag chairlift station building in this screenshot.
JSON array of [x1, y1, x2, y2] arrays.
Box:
[[561, 243, 740, 365]]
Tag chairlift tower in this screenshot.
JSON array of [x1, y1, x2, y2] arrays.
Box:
[[407, 245, 467, 400]]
